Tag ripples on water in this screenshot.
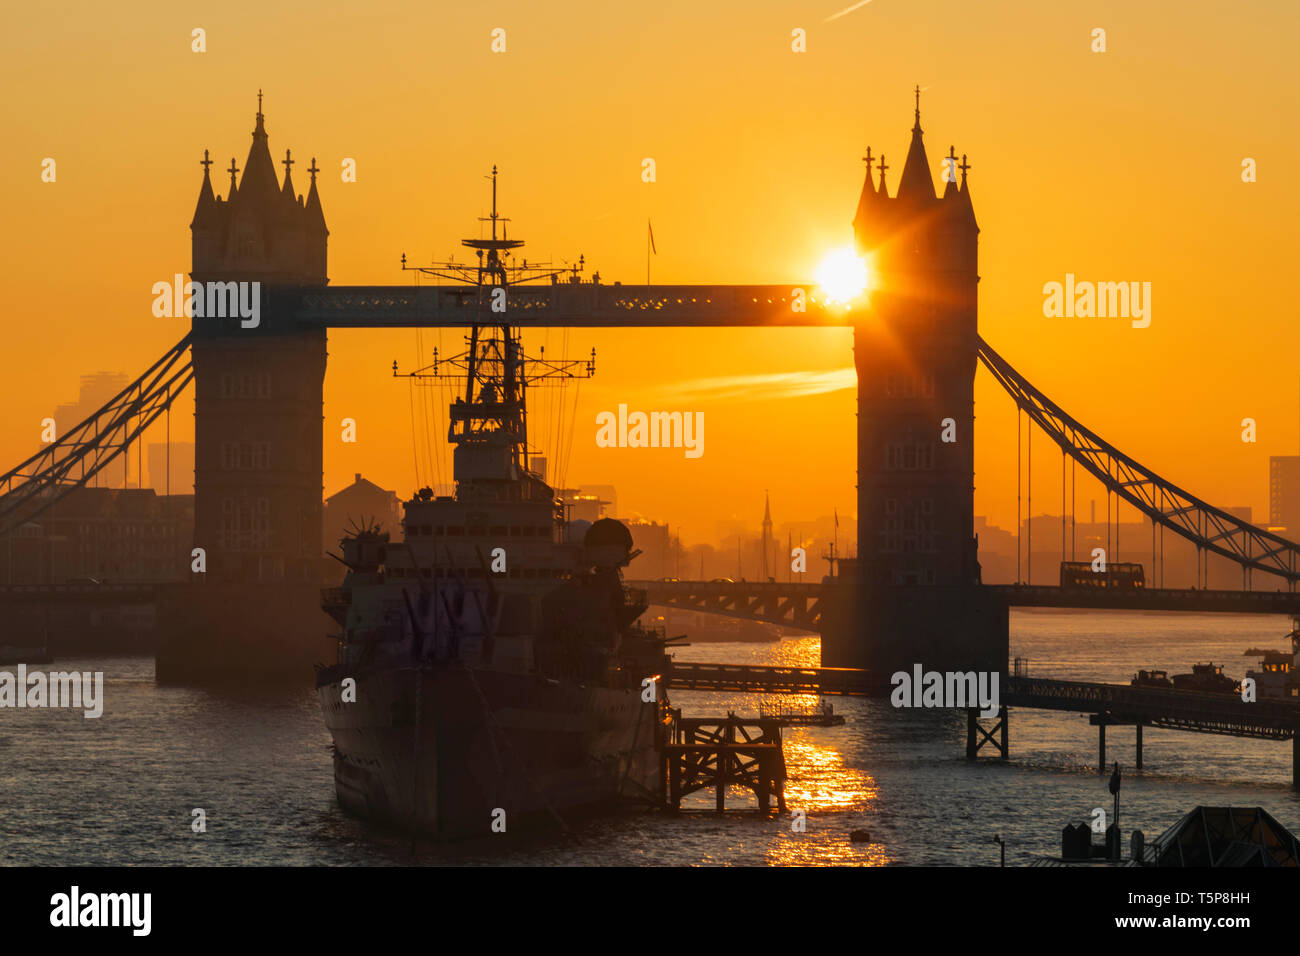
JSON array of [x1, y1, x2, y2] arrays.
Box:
[[1, 610, 1297, 865]]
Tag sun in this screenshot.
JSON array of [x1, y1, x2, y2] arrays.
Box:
[[815, 247, 871, 304]]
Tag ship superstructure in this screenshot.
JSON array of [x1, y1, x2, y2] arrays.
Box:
[[315, 170, 669, 837], [1246, 623, 1300, 700]]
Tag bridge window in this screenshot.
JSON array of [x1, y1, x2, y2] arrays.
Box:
[[885, 441, 936, 471], [490, 525, 507, 536], [257, 373, 271, 399]]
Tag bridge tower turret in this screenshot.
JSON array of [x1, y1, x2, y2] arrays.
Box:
[[823, 92, 1006, 674], [159, 95, 331, 682]]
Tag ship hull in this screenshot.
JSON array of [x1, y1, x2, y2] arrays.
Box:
[[317, 665, 662, 839]]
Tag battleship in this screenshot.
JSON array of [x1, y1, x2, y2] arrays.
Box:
[[315, 170, 671, 838]]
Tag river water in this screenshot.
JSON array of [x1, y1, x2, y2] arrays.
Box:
[[2, 609, 1297, 866]]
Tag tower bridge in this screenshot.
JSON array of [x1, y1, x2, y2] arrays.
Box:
[[3, 94, 1298, 682]]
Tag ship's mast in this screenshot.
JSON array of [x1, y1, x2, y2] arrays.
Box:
[[394, 168, 595, 482]]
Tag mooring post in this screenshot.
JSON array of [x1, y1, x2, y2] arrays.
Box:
[[1098, 719, 1106, 772], [1293, 731, 1299, 790], [1135, 722, 1143, 769], [669, 754, 681, 810], [716, 718, 731, 812], [966, 708, 977, 759]]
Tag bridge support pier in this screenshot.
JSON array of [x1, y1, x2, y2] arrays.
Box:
[[965, 707, 1008, 760], [1091, 715, 1143, 772]]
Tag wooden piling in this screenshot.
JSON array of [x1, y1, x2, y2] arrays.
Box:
[[662, 714, 787, 813]]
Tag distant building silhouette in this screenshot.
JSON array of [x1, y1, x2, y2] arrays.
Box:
[[322, 473, 403, 584], [558, 484, 615, 524], [761, 492, 773, 580], [51, 372, 131, 488], [0, 488, 193, 585], [626, 517, 671, 579], [1270, 456, 1300, 537]]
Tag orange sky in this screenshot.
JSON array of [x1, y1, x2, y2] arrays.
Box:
[[3, 0, 1299, 546]]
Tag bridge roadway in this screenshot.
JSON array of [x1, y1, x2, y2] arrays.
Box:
[[279, 283, 854, 329], [989, 584, 1300, 615], [7, 578, 1300, 621]]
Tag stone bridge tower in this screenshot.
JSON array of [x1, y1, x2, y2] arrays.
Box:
[[158, 97, 330, 682], [821, 94, 1007, 675]]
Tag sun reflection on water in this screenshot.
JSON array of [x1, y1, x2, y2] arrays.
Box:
[[668, 636, 891, 865]]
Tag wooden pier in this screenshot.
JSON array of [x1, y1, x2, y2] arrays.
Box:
[[662, 711, 788, 813], [758, 699, 846, 726], [666, 661, 886, 695], [665, 661, 1300, 786]]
